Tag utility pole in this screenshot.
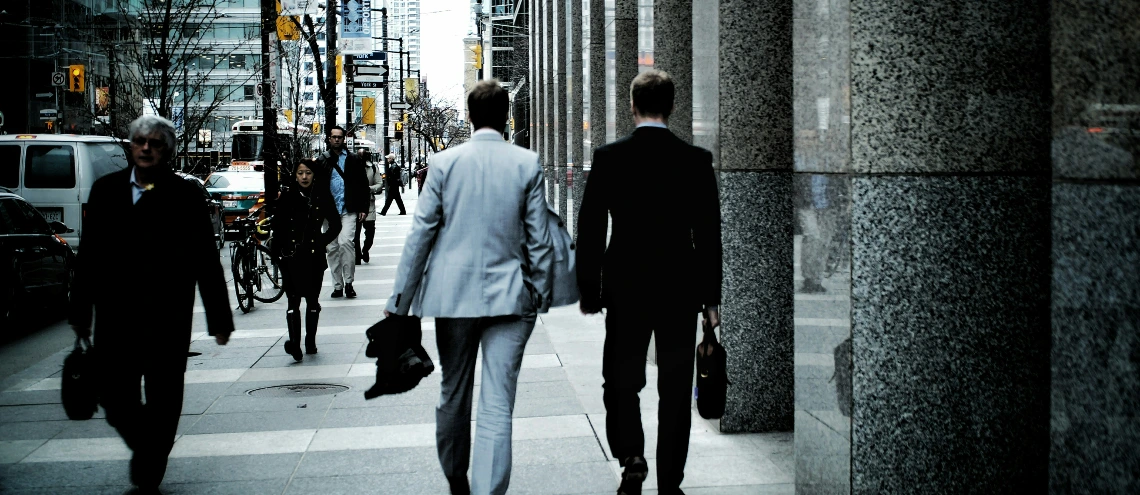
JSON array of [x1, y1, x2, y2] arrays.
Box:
[[381, 8, 389, 156], [346, 54, 354, 148], [260, 0, 279, 206], [324, 0, 339, 135]]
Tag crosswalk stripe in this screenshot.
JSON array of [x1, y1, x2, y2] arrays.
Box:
[[10, 415, 595, 463]]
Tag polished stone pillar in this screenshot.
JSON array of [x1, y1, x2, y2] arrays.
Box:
[[569, 0, 585, 230], [536, 0, 545, 160], [529, 0, 538, 152], [613, 0, 637, 138], [589, 0, 606, 153], [554, 0, 568, 218], [1050, 0, 1140, 490], [546, 0, 556, 171], [842, 1, 1052, 491], [718, 0, 795, 434], [652, 0, 691, 143]]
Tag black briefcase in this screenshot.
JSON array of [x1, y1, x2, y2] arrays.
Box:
[[695, 331, 729, 420], [363, 315, 435, 399], [61, 337, 98, 420]]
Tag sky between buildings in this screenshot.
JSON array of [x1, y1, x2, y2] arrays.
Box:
[[418, 1, 471, 111]]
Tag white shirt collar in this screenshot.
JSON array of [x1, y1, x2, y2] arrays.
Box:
[[636, 122, 668, 129], [473, 128, 502, 138]]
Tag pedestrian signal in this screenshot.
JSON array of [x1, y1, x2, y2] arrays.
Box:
[[394, 121, 403, 132], [69, 65, 85, 93]]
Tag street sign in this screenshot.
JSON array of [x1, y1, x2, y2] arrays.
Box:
[[51, 72, 65, 87], [39, 109, 58, 121], [391, 102, 410, 110], [353, 76, 385, 83], [353, 81, 385, 89], [35, 93, 52, 98], [355, 52, 387, 62], [354, 66, 387, 77]]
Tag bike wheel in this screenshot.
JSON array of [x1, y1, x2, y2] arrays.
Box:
[[250, 244, 285, 303], [232, 249, 254, 313]]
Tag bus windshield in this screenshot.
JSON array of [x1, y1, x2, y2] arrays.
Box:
[[232, 135, 264, 161]]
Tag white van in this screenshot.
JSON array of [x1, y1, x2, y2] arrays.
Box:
[[0, 134, 129, 248]]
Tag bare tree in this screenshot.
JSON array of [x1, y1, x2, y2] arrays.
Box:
[[407, 85, 469, 153]]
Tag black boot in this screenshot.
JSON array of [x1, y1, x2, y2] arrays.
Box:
[[305, 305, 321, 354], [284, 310, 302, 362]]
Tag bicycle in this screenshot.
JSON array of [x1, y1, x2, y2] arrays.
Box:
[[229, 214, 284, 313]]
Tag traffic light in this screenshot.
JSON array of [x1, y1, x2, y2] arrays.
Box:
[[394, 121, 403, 139], [473, 44, 483, 70], [69, 65, 85, 93]]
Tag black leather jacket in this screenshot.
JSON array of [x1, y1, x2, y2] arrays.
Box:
[[272, 184, 341, 261]]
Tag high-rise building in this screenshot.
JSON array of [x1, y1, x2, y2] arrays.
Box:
[[386, 0, 420, 76]]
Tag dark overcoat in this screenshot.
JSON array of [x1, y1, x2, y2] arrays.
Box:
[[69, 167, 234, 364]]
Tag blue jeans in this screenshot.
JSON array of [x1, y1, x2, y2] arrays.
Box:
[[435, 315, 536, 495]]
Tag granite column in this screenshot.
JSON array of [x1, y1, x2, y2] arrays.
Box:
[[569, 0, 585, 231], [652, 0, 691, 143], [717, 0, 795, 434], [613, 0, 638, 138], [1049, 0, 1140, 490], [545, 0, 556, 199], [554, 0, 569, 217], [841, 1, 1052, 491], [588, 0, 606, 153]]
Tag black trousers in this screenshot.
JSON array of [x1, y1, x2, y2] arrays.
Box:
[[99, 352, 186, 488], [380, 188, 405, 215], [354, 219, 376, 261], [602, 309, 698, 490]]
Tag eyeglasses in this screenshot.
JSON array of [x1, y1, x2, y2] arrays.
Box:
[[131, 137, 167, 149]]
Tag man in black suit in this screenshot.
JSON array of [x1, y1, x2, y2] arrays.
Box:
[[321, 126, 371, 298], [379, 153, 407, 215], [69, 115, 234, 494], [576, 70, 723, 495]]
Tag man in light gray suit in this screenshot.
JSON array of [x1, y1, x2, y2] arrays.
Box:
[[384, 80, 554, 495]]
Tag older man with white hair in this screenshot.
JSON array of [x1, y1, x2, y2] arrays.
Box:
[[69, 115, 234, 494]]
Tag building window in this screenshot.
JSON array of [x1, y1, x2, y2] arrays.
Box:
[[305, 76, 314, 85], [305, 62, 314, 71], [304, 92, 315, 101], [244, 85, 255, 100]]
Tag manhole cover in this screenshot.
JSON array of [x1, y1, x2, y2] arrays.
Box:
[[247, 384, 350, 397]]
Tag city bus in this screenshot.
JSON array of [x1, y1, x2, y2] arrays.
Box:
[[230, 118, 319, 173]]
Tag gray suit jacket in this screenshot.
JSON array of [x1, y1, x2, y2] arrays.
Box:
[[386, 132, 554, 318]]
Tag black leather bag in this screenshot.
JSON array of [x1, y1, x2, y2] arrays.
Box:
[[363, 314, 435, 399], [61, 337, 98, 420], [695, 331, 729, 419]]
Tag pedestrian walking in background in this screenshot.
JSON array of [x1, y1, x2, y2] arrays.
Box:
[[384, 79, 553, 495], [68, 115, 234, 494], [380, 153, 407, 215], [320, 126, 370, 298], [273, 159, 342, 361], [576, 70, 723, 495], [355, 150, 384, 264], [414, 159, 428, 194]]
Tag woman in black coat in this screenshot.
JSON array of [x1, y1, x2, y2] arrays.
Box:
[[273, 159, 341, 361]]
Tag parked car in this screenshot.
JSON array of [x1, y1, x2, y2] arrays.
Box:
[[203, 171, 265, 232], [0, 134, 129, 249], [0, 189, 75, 326], [176, 173, 225, 250]]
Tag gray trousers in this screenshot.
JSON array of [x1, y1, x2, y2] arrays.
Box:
[[325, 213, 357, 290], [435, 315, 536, 495]]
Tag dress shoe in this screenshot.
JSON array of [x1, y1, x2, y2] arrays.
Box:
[[331, 288, 344, 298], [446, 475, 470, 495], [616, 456, 648, 495], [355, 259, 362, 265], [345, 284, 357, 298]]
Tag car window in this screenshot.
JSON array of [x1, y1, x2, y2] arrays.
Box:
[[0, 198, 37, 234], [25, 145, 76, 188], [83, 142, 129, 180], [0, 145, 19, 188], [205, 174, 262, 190], [16, 200, 52, 234]]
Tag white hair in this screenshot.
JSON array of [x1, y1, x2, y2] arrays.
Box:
[[127, 115, 178, 151]]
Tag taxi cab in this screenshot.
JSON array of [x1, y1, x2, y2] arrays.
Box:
[[204, 165, 264, 231]]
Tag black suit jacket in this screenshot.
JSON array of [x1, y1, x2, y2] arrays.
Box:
[[69, 167, 234, 362], [322, 150, 371, 213], [385, 163, 404, 188], [576, 126, 722, 313]]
